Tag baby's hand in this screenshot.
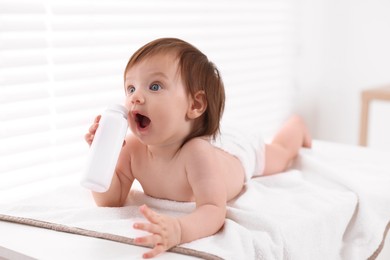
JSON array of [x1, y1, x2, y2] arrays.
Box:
[[84, 115, 101, 146], [133, 204, 182, 258]]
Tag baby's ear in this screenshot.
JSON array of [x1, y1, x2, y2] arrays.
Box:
[[187, 90, 207, 119]]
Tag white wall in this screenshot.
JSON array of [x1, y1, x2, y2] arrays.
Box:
[[295, 0, 390, 149]]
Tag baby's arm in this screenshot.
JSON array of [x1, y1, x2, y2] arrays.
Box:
[[84, 116, 134, 207], [133, 139, 227, 258], [178, 142, 227, 243]]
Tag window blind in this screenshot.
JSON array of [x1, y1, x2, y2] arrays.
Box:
[[0, 0, 296, 189]]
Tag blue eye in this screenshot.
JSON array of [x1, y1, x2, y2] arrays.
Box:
[[127, 86, 135, 94], [149, 83, 161, 91]]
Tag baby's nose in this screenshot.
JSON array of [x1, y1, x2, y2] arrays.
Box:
[[130, 90, 145, 104]]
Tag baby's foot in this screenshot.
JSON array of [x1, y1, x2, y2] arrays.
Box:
[[290, 115, 312, 148], [301, 118, 312, 148], [303, 128, 312, 148]]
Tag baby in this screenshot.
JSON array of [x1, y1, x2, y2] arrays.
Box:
[[85, 38, 311, 258]]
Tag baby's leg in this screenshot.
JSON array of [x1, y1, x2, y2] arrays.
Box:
[[263, 115, 311, 175]]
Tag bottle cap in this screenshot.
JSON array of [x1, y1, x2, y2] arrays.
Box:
[[107, 104, 128, 119]]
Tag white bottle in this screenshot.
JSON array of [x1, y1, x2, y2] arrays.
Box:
[[81, 104, 128, 192]]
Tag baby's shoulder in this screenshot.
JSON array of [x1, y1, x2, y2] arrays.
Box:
[[181, 137, 222, 177], [181, 137, 215, 158], [183, 136, 212, 148], [123, 134, 145, 153]]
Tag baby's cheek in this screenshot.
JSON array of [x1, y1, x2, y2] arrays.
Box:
[[128, 119, 136, 131], [124, 98, 132, 109]]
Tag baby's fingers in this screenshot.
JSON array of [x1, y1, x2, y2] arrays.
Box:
[[134, 234, 166, 259], [89, 122, 99, 134], [134, 234, 161, 247], [139, 204, 160, 224], [142, 244, 166, 259], [89, 115, 101, 133], [84, 124, 97, 146], [84, 115, 101, 146], [94, 115, 101, 123], [84, 133, 94, 146], [133, 222, 161, 235]]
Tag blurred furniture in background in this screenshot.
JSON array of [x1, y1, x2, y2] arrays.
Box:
[[359, 85, 390, 146]]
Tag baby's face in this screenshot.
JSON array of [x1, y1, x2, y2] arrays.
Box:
[[124, 53, 193, 146]]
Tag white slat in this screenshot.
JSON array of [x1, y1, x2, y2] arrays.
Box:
[[0, 0, 296, 188]]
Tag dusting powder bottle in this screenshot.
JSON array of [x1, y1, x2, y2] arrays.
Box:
[[81, 104, 128, 192]]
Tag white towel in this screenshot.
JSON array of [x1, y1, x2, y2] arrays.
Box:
[[0, 141, 389, 259]]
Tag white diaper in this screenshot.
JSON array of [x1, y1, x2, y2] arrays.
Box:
[[211, 127, 265, 181]]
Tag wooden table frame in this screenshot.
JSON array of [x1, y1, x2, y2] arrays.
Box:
[[359, 86, 390, 146]]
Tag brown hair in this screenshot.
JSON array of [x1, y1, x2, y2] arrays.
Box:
[[124, 38, 225, 142]]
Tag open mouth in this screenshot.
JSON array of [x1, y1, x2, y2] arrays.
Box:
[[135, 113, 151, 129]]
